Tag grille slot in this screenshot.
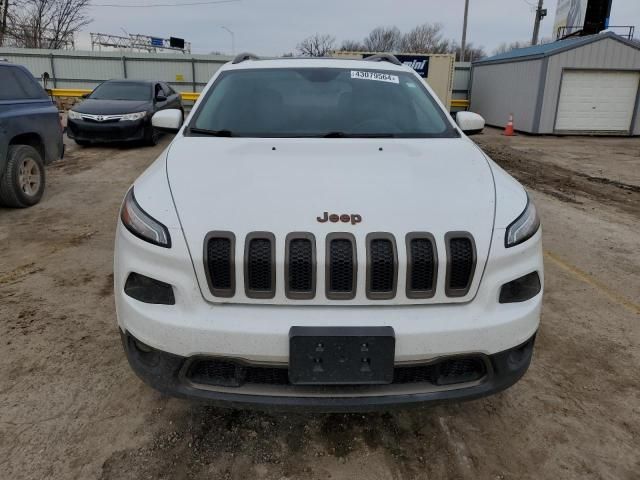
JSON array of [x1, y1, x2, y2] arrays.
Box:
[[326, 234, 356, 300], [245, 233, 275, 298], [406, 233, 437, 298], [446, 233, 476, 297], [366, 234, 397, 299], [285, 234, 316, 299], [204, 232, 235, 297]]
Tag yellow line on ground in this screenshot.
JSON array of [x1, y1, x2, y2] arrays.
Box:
[[544, 250, 640, 315]]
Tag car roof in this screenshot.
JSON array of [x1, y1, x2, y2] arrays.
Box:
[[220, 57, 414, 73]]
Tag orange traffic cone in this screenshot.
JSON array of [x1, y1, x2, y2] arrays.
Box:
[[503, 114, 515, 136]]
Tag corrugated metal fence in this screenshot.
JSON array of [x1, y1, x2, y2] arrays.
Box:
[[0, 47, 230, 93], [0, 47, 473, 104]]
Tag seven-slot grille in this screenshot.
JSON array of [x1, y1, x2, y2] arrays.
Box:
[[203, 232, 476, 300]]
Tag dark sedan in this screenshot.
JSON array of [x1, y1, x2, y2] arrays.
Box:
[[66, 80, 183, 146]]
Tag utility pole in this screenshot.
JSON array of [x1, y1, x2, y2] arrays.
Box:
[[531, 0, 548, 46], [0, 0, 10, 47], [221, 26, 235, 55], [460, 0, 469, 62]]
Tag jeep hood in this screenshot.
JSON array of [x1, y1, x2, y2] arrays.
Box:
[[166, 137, 496, 305]]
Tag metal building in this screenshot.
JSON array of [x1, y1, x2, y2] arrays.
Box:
[[470, 32, 640, 135]]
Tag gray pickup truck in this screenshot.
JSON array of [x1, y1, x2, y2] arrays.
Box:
[[0, 61, 64, 208]]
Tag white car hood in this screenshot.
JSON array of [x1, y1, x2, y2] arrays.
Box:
[[166, 136, 496, 305]]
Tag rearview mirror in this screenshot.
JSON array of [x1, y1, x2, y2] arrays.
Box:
[[456, 112, 485, 135], [152, 109, 183, 132]]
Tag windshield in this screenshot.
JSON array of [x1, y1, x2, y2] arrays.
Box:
[[189, 68, 457, 138], [89, 82, 151, 101]]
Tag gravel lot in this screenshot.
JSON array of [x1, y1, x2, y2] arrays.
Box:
[[1, 130, 638, 479]]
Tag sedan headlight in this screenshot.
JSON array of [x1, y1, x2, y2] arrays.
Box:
[[120, 111, 147, 122], [120, 188, 171, 248], [67, 110, 82, 120], [505, 195, 540, 247]]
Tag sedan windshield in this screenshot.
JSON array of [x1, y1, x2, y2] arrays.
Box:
[[189, 68, 457, 138], [90, 82, 151, 101]]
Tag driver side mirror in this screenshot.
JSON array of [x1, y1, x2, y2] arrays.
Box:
[[456, 112, 485, 135], [155, 94, 167, 102]]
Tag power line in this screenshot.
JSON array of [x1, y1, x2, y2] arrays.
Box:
[[91, 0, 239, 7]]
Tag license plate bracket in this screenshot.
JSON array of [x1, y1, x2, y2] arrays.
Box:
[[288, 326, 395, 385]]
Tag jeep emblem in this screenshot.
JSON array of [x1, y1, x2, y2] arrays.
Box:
[[317, 211, 362, 225]]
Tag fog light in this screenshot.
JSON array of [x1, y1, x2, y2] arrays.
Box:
[[124, 272, 175, 305], [499, 272, 541, 303]]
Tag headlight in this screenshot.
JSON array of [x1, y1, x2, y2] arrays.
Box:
[[120, 111, 147, 121], [120, 188, 171, 248], [67, 110, 82, 120], [505, 195, 540, 247]]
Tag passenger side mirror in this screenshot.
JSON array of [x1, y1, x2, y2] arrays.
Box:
[[456, 112, 485, 135], [152, 109, 183, 132], [155, 94, 167, 102]]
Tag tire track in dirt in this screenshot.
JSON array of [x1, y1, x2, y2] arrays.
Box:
[[476, 140, 640, 218]]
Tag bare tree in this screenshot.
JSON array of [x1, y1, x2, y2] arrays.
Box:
[[493, 40, 530, 56], [399, 23, 451, 54], [0, 0, 10, 46], [296, 33, 336, 57], [363, 26, 401, 52], [339, 39, 365, 52], [4, 0, 91, 49], [449, 41, 486, 61]]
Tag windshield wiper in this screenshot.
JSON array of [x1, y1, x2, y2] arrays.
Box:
[[188, 127, 234, 137], [322, 131, 396, 138]]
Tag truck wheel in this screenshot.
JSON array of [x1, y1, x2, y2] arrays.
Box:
[[0, 145, 46, 208]]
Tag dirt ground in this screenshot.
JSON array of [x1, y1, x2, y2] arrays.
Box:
[[1, 130, 639, 480]]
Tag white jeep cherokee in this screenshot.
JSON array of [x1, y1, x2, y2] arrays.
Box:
[[115, 54, 542, 411]]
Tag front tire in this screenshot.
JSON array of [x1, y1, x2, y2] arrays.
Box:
[[144, 125, 160, 146], [0, 145, 46, 208]]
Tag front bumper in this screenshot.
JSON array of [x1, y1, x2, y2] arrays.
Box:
[[67, 118, 147, 143], [122, 329, 536, 412], [115, 220, 543, 363]]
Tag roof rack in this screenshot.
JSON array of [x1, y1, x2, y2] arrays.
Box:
[[364, 53, 403, 66], [232, 52, 260, 64]]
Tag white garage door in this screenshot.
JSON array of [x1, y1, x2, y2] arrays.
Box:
[[555, 70, 639, 132]]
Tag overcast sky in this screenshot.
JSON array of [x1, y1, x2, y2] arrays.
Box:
[[77, 0, 639, 55]]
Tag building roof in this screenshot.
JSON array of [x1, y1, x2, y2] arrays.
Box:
[[474, 31, 640, 65]]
